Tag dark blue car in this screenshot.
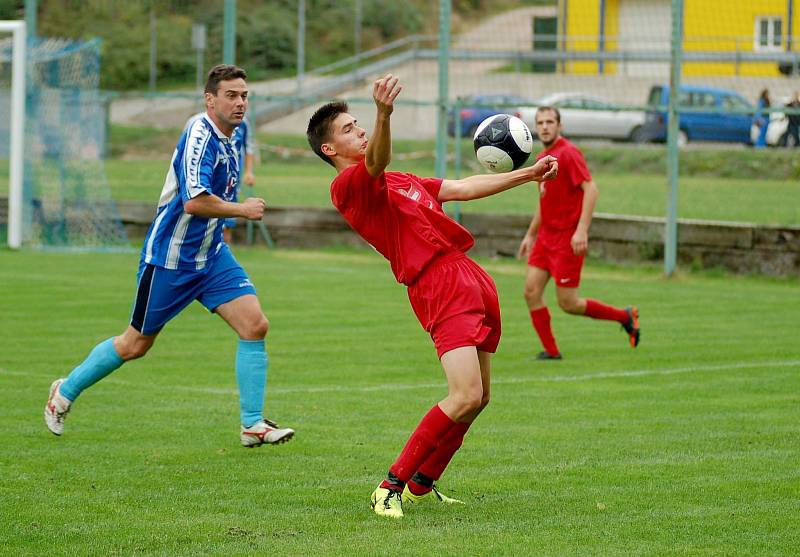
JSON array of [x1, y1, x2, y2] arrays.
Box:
[[447, 94, 531, 137], [641, 85, 754, 145]]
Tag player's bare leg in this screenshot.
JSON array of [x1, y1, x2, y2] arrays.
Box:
[[217, 295, 294, 446], [524, 266, 561, 359]]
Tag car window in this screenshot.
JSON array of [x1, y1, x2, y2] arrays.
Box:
[[582, 98, 606, 109], [555, 97, 583, 108], [722, 95, 750, 111], [697, 92, 717, 107], [648, 87, 663, 107]]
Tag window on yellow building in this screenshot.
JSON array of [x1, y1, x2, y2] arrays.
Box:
[[755, 17, 782, 51]]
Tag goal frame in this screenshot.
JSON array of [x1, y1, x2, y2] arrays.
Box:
[[1, 20, 26, 249]]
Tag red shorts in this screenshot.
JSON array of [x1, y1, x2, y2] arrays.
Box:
[[408, 252, 501, 359], [527, 228, 584, 288]]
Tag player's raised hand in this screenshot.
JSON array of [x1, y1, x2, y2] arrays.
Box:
[[373, 74, 402, 115], [530, 155, 558, 181], [241, 197, 266, 220]]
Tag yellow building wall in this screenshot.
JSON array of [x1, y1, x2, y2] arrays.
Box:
[[563, 0, 797, 77], [604, 0, 619, 75], [684, 0, 792, 77], [565, 0, 601, 74]]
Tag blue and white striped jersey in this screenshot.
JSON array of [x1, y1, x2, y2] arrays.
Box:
[[141, 114, 240, 270], [184, 112, 253, 203]]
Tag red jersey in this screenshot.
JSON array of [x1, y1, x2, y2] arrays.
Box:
[[536, 136, 592, 231], [330, 160, 474, 285]]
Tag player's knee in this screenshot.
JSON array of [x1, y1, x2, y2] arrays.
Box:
[[454, 389, 483, 416], [557, 297, 582, 315], [523, 284, 542, 306], [116, 336, 152, 360], [246, 313, 269, 339]]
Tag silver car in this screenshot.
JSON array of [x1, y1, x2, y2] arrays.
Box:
[[518, 92, 648, 142]]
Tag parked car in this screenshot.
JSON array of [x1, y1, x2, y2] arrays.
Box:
[[641, 85, 754, 146], [447, 94, 532, 137], [517, 92, 648, 142]]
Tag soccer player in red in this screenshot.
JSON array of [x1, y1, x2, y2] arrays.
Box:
[[518, 106, 640, 360], [306, 75, 558, 518]]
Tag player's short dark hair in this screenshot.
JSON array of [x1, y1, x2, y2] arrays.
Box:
[[307, 101, 349, 167], [205, 64, 247, 96], [536, 106, 561, 123]]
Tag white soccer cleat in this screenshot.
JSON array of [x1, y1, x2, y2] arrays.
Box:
[[44, 378, 72, 436], [240, 419, 295, 447]]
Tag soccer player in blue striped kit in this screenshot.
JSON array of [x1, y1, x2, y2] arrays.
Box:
[[44, 65, 294, 447]]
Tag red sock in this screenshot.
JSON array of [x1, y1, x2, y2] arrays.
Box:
[[386, 404, 456, 486], [407, 421, 472, 495], [584, 299, 629, 323], [530, 307, 560, 356]]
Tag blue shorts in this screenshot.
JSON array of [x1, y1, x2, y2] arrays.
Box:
[[131, 245, 257, 335]]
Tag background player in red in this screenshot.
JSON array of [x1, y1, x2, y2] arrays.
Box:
[[518, 106, 640, 360], [306, 75, 557, 518]]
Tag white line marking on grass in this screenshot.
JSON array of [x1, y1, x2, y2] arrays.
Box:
[[5, 360, 798, 396]]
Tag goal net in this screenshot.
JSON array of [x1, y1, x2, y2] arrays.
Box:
[[1, 34, 128, 250]]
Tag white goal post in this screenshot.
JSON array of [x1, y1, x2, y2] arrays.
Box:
[[2, 20, 26, 249]]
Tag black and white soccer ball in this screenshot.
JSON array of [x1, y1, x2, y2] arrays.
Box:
[[473, 114, 533, 173]]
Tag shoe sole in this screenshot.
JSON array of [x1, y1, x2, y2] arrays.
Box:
[[241, 429, 295, 448]]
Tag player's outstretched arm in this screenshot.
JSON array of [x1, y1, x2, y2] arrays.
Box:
[[438, 156, 558, 203], [184, 193, 266, 220], [365, 74, 402, 178]]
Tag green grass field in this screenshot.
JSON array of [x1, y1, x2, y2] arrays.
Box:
[[1, 248, 798, 555]]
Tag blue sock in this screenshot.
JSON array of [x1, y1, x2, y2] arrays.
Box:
[[236, 339, 267, 428], [60, 338, 125, 402]]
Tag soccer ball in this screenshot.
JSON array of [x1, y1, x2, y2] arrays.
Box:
[[473, 114, 533, 173]]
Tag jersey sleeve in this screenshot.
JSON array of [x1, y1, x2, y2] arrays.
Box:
[[566, 147, 592, 188], [418, 176, 444, 202], [243, 119, 256, 154], [180, 125, 217, 202], [330, 160, 385, 212]]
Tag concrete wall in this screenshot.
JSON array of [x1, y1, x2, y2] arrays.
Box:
[[114, 201, 800, 278], [3, 198, 797, 277]]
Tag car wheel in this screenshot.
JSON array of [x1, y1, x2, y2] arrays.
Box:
[[629, 126, 648, 143]]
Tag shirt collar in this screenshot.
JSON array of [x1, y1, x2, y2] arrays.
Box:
[[202, 113, 232, 142]]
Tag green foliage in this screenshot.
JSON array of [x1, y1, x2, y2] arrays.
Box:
[[0, 0, 22, 19], [363, 0, 423, 40], [32, 0, 443, 90]]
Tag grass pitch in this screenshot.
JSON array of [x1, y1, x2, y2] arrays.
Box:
[[1, 247, 799, 556]]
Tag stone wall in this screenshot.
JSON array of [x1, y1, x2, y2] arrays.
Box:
[[4, 198, 799, 277]]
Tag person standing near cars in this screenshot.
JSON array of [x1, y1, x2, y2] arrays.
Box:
[[783, 91, 800, 148], [755, 89, 771, 149]]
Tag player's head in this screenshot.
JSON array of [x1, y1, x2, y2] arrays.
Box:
[[307, 102, 367, 170], [534, 106, 561, 147], [204, 64, 248, 135]]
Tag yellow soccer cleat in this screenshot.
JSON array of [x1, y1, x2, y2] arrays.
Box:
[[402, 484, 465, 507], [370, 485, 404, 519]]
